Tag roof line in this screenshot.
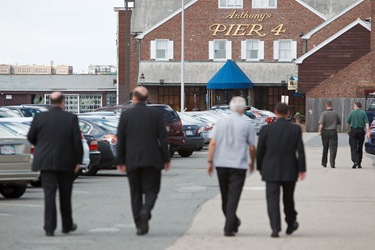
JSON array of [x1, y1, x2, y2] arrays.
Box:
[[295, 18, 370, 64], [136, 0, 198, 40], [302, 0, 365, 40], [294, 0, 327, 20]]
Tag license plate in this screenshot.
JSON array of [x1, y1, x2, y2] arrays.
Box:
[[0, 145, 15, 155], [186, 130, 193, 136]]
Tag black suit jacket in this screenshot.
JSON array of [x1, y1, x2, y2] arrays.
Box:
[[27, 107, 83, 172], [116, 103, 170, 172], [257, 118, 306, 182]]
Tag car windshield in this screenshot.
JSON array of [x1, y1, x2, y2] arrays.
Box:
[[87, 118, 118, 134], [0, 122, 30, 136], [149, 105, 179, 122]]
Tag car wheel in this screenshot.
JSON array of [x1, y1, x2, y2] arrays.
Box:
[[169, 148, 175, 157], [81, 164, 98, 176], [178, 150, 193, 157], [0, 185, 27, 199], [30, 179, 42, 187]]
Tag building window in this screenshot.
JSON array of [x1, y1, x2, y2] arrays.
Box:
[[209, 40, 232, 61], [273, 39, 297, 62], [150, 39, 174, 61], [219, 0, 243, 8], [253, 0, 277, 8], [241, 40, 264, 61]]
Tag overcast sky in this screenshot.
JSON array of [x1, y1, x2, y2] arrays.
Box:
[[0, 0, 125, 73]]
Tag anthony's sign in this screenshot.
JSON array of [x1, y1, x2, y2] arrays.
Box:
[[209, 11, 286, 37]]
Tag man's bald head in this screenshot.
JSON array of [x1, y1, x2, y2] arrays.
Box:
[[133, 86, 148, 103], [50, 92, 65, 107]]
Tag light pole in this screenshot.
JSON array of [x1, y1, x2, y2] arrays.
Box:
[[180, 0, 185, 112]]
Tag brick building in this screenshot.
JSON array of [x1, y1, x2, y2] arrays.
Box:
[[115, 0, 360, 113]]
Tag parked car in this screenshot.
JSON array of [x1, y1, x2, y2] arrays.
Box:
[[176, 113, 205, 157], [178, 112, 210, 143], [94, 104, 185, 157], [0, 127, 38, 198], [365, 120, 375, 155], [78, 116, 119, 175], [0, 107, 22, 118], [0, 118, 95, 181], [21, 104, 52, 111], [1, 105, 48, 117]]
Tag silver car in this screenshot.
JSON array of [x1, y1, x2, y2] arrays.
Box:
[[0, 127, 38, 198]]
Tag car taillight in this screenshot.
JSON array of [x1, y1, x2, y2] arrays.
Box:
[[265, 117, 272, 124], [89, 141, 98, 151], [197, 127, 203, 135], [30, 145, 35, 154], [103, 135, 118, 145]]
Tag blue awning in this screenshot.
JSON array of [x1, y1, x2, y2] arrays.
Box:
[[207, 60, 253, 90]]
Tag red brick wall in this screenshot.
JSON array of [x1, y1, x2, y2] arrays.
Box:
[[118, 9, 139, 104], [139, 0, 324, 62], [298, 24, 370, 94], [306, 0, 370, 51]]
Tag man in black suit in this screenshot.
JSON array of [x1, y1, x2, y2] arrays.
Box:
[[27, 92, 83, 237], [257, 102, 306, 238], [116, 86, 171, 236]]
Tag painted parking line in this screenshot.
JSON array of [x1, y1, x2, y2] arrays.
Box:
[[0, 203, 42, 208], [0, 213, 11, 216]]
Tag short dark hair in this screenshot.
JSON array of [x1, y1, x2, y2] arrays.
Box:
[[275, 102, 289, 116], [50, 94, 65, 104], [326, 101, 332, 107], [134, 90, 148, 102], [355, 102, 362, 108]]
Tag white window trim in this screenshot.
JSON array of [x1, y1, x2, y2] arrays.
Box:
[[218, 0, 243, 9], [273, 39, 297, 62], [209, 40, 232, 61], [252, 0, 277, 9], [241, 40, 264, 61], [150, 39, 174, 61]]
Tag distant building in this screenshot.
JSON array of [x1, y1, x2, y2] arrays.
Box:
[[0, 74, 117, 113], [88, 65, 117, 75], [0, 63, 73, 75]]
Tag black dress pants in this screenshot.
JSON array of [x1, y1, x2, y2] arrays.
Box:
[[41, 171, 75, 233], [321, 130, 338, 167], [127, 167, 161, 228], [349, 128, 365, 165], [216, 167, 247, 233], [266, 181, 297, 232]]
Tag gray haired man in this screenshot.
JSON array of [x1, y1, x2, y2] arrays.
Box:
[[207, 96, 256, 237]]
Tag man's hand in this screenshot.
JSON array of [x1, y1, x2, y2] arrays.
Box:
[[164, 162, 171, 171], [249, 162, 255, 173], [207, 162, 214, 176], [299, 172, 306, 181], [74, 164, 81, 174], [117, 165, 126, 173], [366, 131, 371, 139]]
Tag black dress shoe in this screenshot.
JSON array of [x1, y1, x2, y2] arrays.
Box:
[[45, 232, 54, 237], [331, 166, 335, 168], [357, 165, 362, 168], [286, 221, 299, 235], [224, 231, 235, 237], [138, 211, 149, 235], [62, 223, 77, 234], [233, 218, 241, 233], [352, 164, 357, 169], [322, 164, 326, 168], [271, 231, 279, 238]]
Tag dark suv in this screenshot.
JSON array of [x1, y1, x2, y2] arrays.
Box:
[[94, 104, 185, 156]]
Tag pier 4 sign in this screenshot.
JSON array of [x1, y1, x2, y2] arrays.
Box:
[[209, 11, 286, 37]]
